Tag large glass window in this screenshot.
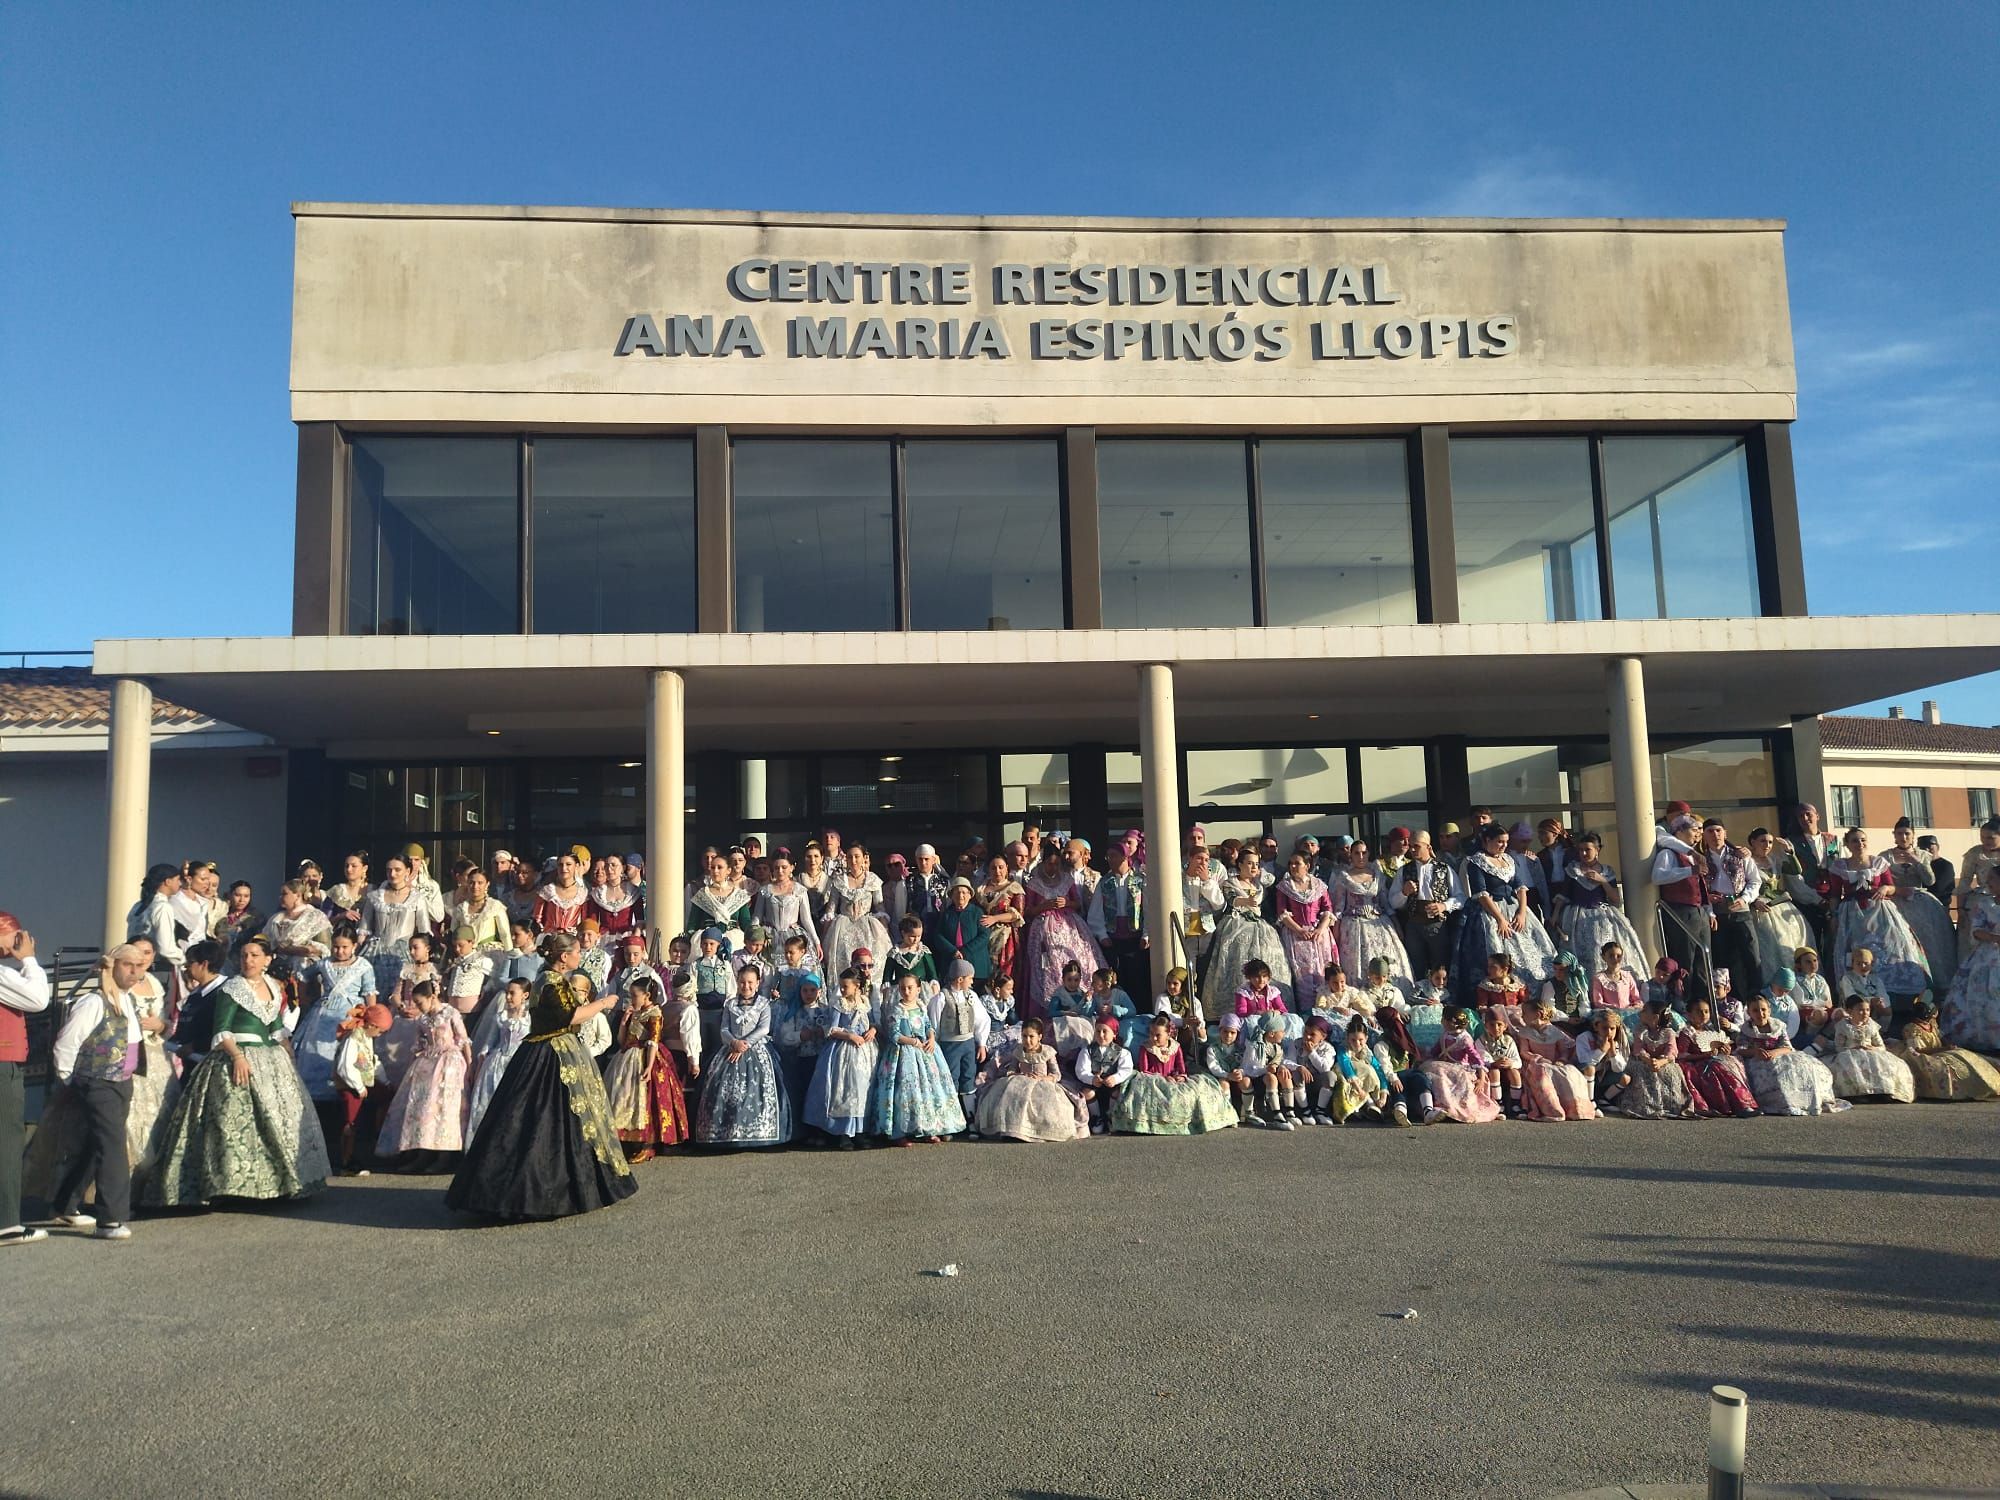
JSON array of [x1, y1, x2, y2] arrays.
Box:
[[1260, 440, 1417, 626], [347, 437, 519, 635], [733, 441, 895, 631], [1099, 441, 1255, 628], [1187, 747, 1348, 806], [531, 438, 695, 633], [1602, 437, 1758, 619], [1451, 438, 1601, 624], [906, 441, 1064, 630]]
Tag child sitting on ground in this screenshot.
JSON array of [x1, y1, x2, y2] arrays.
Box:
[[1074, 1015, 1133, 1135]]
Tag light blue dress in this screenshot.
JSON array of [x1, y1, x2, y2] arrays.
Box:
[[866, 1002, 968, 1139], [803, 1002, 878, 1138], [295, 956, 377, 1102], [695, 997, 792, 1147]]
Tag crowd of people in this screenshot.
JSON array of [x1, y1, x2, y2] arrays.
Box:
[[2, 801, 1997, 1240]]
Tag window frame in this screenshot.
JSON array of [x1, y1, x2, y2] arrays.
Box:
[[1830, 785, 1862, 828], [1970, 788, 1997, 826], [1901, 786, 1932, 828]]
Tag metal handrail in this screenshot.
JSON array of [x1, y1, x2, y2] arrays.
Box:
[[2, 649, 94, 668]]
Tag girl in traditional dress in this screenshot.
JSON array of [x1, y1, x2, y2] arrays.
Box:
[[753, 852, 822, 963], [1112, 1013, 1236, 1135], [771, 971, 827, 1120], [822, 846, 892, 983], [533, 847, 593, 936], [797, 841, 833, 930], [329, 1002, 393, 1174], [1744, 829, 1815, 987], [1451, 822, 1558, 1006], [1893, 997, 2000, 1101], [1331, 1015, 1408, 1125], [126, 863, 188, 998], [1476, 952, 1528, 1016], [803, 969, 878, 1145], [1827, 993, 1916, 1103], [448, 935, 634, 1221], [1674, 993, 1761, 1117], [294, 925, 377, 1116], [603, 974, 689, 1160], [117, 954, 174, 1167], [501, 861, 542, 931], [1274, 853, 1337, 1009], [1825, 827, 1931, 1000], [1556, 833, 1648, 984], [583, 852, 644, 944], [1333, 841, 1413, 998], [1942, 865, 2000, 1051], [1735, 992, 1841, 1116], [141, 935, 332, 1207], [1619, 997, 1697, 1120], [695, 967, 793, 1148], [1885, 818, 1957, 992], [868, 972, 967, 1144], [1837, 948, 1891, 1027], [1952, 817, 2000, 947], [465, 979, 532, 1138], [1418, 1007, 1502, 1124], [451, 867, 511, 952], [1018, 848, 1108, 1019], [1574, 1007, 1632, 1109], [1358, 957, 1403, 1019], [1590, 946, 1643, 1013], [971, 1016, 1085, 1142], [1197, 849, 1290, 1011], [267, 880, 334, 981], [1540, 951, 1592, 1023], [1793, 946, 1836, 1045], [326, 851, 371, 925], [376, 980, 471, 1168], [1514, 994, 1597, 1121]]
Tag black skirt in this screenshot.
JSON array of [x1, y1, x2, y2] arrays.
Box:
[[445, 1031, 637, 1222]]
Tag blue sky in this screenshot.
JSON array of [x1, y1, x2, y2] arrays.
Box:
[[3, 1, 1995, 719]]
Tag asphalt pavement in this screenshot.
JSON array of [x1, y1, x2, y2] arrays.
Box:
[[4, 1104, 1998, 1499]]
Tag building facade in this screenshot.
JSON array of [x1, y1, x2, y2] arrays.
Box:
[[1819, 704, 2000, 861], [90, 205, 2000, 985]]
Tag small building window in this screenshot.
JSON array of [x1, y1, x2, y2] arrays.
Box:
[[1900, 787, 1932, 828], [1969, 788, 1995, 825], [1829, 785, 1862, 828]]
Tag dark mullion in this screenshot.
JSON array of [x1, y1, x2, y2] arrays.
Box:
[[891, 439, 910, 631], [518, 437, 535, 633], [1587, 434, 1615, 620], [1246, 438, 1268, 625]]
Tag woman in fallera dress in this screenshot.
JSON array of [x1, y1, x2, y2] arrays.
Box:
[[753, 852, 822, 963], [447, 934, 635, 1221], [359, 853, 446, 998], [1555, 833, 1648, 984], [690, 851, 754, 952], [1273, 852, 1337, 1008], [1017, 846, 1108, 1018], [582, 852, 645, 944], [1452, 822, 1559, 1006], [973, 855, 1026, 990], [533, 847, 594, 936], [1333, 840, 1413, 999], [1942, 865, 2000, 1052], [822, 846, 893, 983], [141, 936, 331, 1207], [1744, 829, 1816, 987], [1893, 997, 2000, 1101], [1824, 826, 1931, 1000], [1884, 819, 1957, 993], [1196, 849, 1291, 1012]]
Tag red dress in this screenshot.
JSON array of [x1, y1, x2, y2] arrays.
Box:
[[583, 886, 645, 941]]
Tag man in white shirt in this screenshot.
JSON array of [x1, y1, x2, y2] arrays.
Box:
[[0, 912, 54, 1245], [1391, 832, 1463, 977]]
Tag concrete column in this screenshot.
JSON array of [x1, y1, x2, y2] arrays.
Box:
[[646, 670, 686, 949], [103, 678, 154, 953], [739, 757, 768, 851], [1137, 664, 1184, 1000], [1607, 657, 1659, 965]]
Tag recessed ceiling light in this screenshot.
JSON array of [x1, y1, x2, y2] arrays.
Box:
[[881, 754, 904, 763], [879, 773, 900, 783], [485, 730, 501, 737], [618, 761, 640, 768], [1306, 714, 1320, 720]]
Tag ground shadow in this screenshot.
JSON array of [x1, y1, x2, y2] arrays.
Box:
[[1519, 1158, 1999, 1200], [1567, 1232, 2000, 1429]]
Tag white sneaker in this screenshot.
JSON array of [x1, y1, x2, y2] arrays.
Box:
[[94, 1224, 132, 1241], [1090, 1122, 1107, 1135], [1274, 1116, 1297, 1132], [355, 1169, 372, 1177], [1312, 1112, 1335, 1126], [0, 1226, 49, 1246], [1422, 1107, 1447, 1125], [54, 1213, 96, 1230]]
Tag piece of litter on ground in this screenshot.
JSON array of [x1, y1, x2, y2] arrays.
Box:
[[1380, 1308, 1419, 1320], [925, 1264, 960, 1277], [1154, 1390, 1176, 1399]]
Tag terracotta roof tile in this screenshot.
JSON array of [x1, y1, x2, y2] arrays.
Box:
[[0, 668, 208, 729], [1818, 715, 2000, 755]]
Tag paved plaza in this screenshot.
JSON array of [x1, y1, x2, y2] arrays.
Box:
[[5, 1105, 1998, 1500]]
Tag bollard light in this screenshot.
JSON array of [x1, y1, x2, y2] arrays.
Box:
[[1707, 1384, 1747, 1500]]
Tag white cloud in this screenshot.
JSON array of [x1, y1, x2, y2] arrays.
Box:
[[1425, 155, 1620, 217]]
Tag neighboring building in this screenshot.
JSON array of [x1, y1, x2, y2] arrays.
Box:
[[82, 205, 2000, 984], [0, 667, 286, 950], [1819, 702, 2000, 868]]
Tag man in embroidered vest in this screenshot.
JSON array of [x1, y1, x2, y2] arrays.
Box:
[[1087, 844, 1148, 1003], [0, 911, 54, 1246], [48, 944, 163, 1240], [1649, 804, 1715, 989]]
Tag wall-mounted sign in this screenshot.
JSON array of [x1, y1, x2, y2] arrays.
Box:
[[614, 258, 1516, 363]]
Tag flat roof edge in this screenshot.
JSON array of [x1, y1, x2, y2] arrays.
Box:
[[288, 202, 1788, 234]]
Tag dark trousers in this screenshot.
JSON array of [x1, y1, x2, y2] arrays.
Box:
[[1658, 902, 1713, 988], [52, 1075, 133, 1225], [1711, 911, 1759, 1007], [1401, 917, 1452, 978], [1396, 1068, 1434, 1117], [1105, 935, 1148, 1006], [0, 1060, 23, 1229]]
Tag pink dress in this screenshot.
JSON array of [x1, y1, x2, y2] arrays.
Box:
[[1019, 871, 1107, 1018], [1515, 1022, 1599, 1121], [1675, 1027, 1761, 1117], [1274, 878, 1339, 1007], [1420, 1030, 1502, 1123], [376, 1007, 470, 1153]]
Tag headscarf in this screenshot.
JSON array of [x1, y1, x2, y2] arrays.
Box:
[[1556, 951, 1587, 1013]]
